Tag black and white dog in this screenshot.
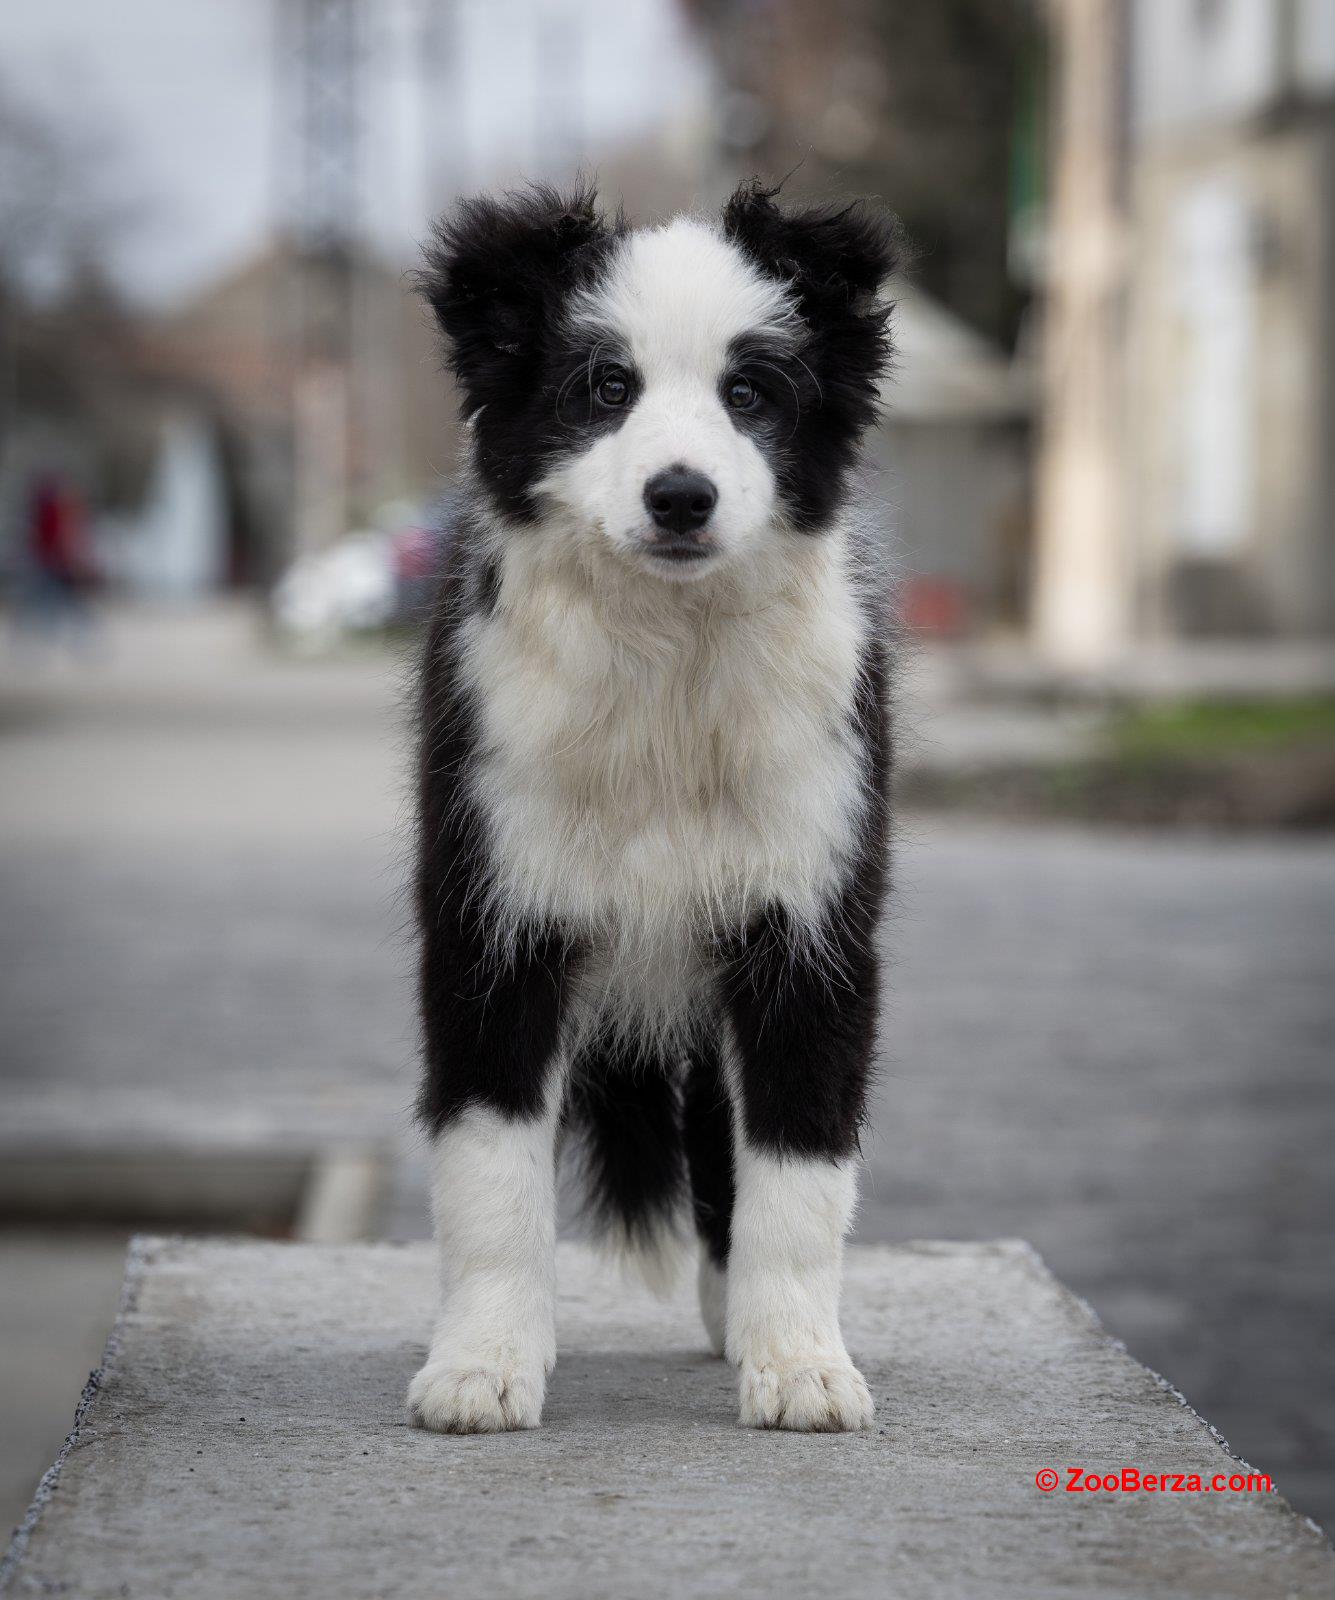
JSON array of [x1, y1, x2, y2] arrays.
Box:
[[408, 180, 897, 1434]]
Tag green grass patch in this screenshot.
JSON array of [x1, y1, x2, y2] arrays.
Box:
[[1108, 697, 1335, 761]]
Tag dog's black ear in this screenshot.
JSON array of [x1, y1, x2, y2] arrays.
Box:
[[722, 181, 901, 527], [420, 183, 609, 401], [721, 179, 900, 330]]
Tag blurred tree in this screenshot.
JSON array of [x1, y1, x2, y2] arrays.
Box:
[[0, 80, 144, 303], [686, 0, 1041, 347], [848, 0, 1038, 345], [0, 77, 148, 464]]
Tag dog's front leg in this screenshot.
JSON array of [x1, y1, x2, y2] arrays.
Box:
[[407, 1092, 563, 1434], [719, 907, 879, 1432], [407, 908, 570, 1434], [727, 1142, 870, 1431]]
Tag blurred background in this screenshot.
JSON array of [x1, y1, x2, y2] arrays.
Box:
[[2, 0, 1333, 1542]]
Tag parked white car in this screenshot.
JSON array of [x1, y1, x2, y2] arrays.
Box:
[[272, 533, 397, 647]]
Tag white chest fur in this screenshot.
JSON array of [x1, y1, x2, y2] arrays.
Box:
[[458, 525, 870, 1012]]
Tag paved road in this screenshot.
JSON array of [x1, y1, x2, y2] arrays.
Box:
[[864, 821, 1335, 1529], [2, 606, 1333, 1530]]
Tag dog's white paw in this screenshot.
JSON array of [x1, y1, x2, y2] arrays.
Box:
[[406, 1358, 545, 1434], [738, 1354, 873, 1432]]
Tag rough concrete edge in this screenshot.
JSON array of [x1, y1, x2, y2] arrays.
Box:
[[0, 1234, 163, 1593], [993, 1236, 1335, 1552]]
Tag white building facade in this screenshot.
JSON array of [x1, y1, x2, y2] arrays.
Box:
[[1126, 0, 1335, 637]]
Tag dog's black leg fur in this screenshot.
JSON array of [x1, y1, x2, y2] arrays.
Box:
[[718, 636, 890, 1158], [682, 1030, 735, 1267], [416, 913, 571, 1133], [718, 902, 881, 1158], [415, 578, 575, 1135], [566, 1032, 687, 1252]]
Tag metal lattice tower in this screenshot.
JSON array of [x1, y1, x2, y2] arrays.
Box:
[[275, 0, 362, 362], [273, 0, 366, 556]]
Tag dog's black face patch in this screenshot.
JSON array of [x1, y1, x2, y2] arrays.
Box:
[[721, 180, 901, 529], [419, 184, 628, 520], [550, 345, 642, 437], [717, 334, 826, 519]]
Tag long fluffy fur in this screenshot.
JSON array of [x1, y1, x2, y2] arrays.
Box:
[[409, 179, 898, 1432]]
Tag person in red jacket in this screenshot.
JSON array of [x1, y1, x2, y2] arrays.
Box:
[[18, 473, 100, 651]]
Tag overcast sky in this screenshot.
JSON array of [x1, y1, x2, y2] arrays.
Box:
[[1, 0, 709, 307]]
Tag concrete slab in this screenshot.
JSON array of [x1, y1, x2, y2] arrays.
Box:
[[4, 1239, 1332, 1600]]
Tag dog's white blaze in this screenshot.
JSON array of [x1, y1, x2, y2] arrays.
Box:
[[542, 219, 801, 575], [407, 1096, 561, 1432], [573, 217, 799, 368]]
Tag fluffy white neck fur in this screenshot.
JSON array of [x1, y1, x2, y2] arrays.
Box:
[[457, 513, 871, 1039]]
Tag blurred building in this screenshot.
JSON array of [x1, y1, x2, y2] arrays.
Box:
[[1035, 0, 1335, 664], [1130, 0, 1335, 640], [10, 0, 1333, 650], [0, 271, 263, 600], [875, 288, 1032, 635], [139, 240, 455, 578]]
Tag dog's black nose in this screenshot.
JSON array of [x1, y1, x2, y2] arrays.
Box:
[[644, 467, 717, 536]]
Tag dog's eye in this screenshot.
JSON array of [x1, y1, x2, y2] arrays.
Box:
[[595, 371, 630, 407], [726, 375, 759, 411]]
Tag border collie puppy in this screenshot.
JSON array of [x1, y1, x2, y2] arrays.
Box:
[[408, 180, 897, 1434]]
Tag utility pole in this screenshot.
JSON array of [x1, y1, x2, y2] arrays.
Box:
[[275, 0, 363, 558], [1030, 0, 1129, 670]]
